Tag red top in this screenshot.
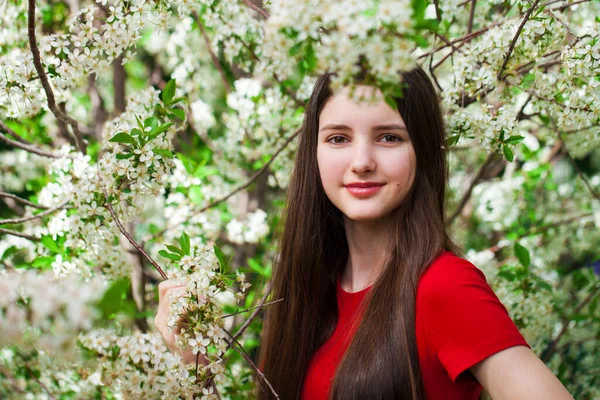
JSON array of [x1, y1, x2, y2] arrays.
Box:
[[301, 251, 530, 399]]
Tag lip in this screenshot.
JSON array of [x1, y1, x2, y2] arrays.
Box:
[[344, 182, 385, 198], [345, 182, 386, 188]]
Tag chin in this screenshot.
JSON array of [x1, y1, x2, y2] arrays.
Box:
[[343, 211, 387, 222]]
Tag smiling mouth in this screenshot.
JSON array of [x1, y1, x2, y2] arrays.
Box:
[[345, 184, 385, 198]]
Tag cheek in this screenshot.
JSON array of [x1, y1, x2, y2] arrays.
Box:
[[385, 149, 416, 186], [317, 148, 346, 185]]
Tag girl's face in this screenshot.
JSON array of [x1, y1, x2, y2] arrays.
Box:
[[317, 85, 416, 222]]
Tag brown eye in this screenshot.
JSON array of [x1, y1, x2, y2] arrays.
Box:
[[380, 134, 402, 142], [327, 136, 348, 144]]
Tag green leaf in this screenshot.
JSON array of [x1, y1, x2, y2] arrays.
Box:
[[213, 244, 228, 273], [503, 144, 514, 162], [152, 148, 175, 158], [193, 166, 220, 180], [514, 242, 531, 268], [32, 256, 55, 269], [180, 231, 190, 256], [108, 132, 136, 145], [41, 235, 61, 254], [166, 244, 183, 255], [116, 153, 134, 160], [148, 122, 173, 141], [304, 42, 317, 73], [411, 0, 429, 23], [97, 278, 131, 319], [446, 134, 460, 147], [169, 108, 186, 121], [505, 135, 525, 145], [162, 80, 176, 105], [497, 267, 516, 281], [288, 41, 304, 56], [131, 128, 142, 137], [247, 258, 270, 277], [384, 95, 398, 110], [158, 250, 181, 261], [188, 186, 204, 205]]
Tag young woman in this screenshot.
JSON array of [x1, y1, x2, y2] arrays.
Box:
[[155, 66, 574, 399]]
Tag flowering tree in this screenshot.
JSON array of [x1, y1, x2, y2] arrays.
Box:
[[0, 0, 599, 398]]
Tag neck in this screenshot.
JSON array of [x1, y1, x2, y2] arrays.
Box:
[[341, 216, 389, 293]]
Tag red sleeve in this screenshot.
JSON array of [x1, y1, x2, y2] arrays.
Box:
[[419, 255, 530, 383]]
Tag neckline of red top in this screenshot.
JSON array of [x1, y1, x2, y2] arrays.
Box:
[[336, 276, 373, 296]]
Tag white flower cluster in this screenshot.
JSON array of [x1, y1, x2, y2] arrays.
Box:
[[0, 149, 49, 193], [33, 87, 178, 279], [473, 175, 524, 230], [226, 209, 270, 245], [262, 0, 416, 90], [159, 242, 250, 388], [0, 269, 106, 359], [0, 0, 167, 119], [218, 78, 301, 183], [79, 329, 206, 399]]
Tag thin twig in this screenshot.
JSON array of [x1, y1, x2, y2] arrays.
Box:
[[223, 328, 280, 399], [446, 153, 499, 225], [0, 200, 70, 225], [27, 0, 86, 154], [0, 228, 40, 241], [230, 282, 272, 344], [541, 283, 600, 362], [550, 0, 590, 12], [0, 192, 49, 209], [221, 298, 283, 319], [0, 120, 33, 145], [0, 131, 64, 159], [156, 130, 299, 239], [241, 0, 270, 19], [193, 12, 232, 93], [498, 0, 542, 81], [559, 137, 600, 203], [195, 131, 299, 214], [102, 190, 168, 279], [468, 0, 477, 33]]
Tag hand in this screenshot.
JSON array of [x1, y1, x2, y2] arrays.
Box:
[[154, 279, 208, 366]]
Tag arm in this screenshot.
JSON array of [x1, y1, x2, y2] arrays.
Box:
[[155, 279, 221, 398], [470, 345, 574, 400]]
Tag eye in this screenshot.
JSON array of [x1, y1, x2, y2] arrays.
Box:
[[380, 134, 403, 143], [326, 135, 349, 144]]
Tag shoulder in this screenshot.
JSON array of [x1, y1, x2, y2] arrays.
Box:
[[417, 251, 488, 297]]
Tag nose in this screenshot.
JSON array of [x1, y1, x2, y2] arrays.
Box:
[[350, 139, 376, 174]]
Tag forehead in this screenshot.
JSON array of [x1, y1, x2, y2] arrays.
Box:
[[318, 85, 404, 128]]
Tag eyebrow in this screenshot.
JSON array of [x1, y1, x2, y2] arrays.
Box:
[[319, 123, 408, 132]]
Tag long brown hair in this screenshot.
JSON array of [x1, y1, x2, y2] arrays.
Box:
[[258, 66, 461, 399]]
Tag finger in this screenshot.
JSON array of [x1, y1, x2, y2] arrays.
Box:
[[156, 287, 188, 332], [158, 279, 185, 303]]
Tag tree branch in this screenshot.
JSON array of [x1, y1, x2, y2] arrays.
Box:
[[0, 192, 50, 209], [0, 130, 64, 159], [241, 0, 270, 19], [195, 130, 299, 214], [468, 0, 477, 33], [446, 153, 501, 225], [498, 0, 542, 81], [113, 55, 127, 116], [27, 0, 86, 154], [541, 283, 600, 362], [220, 298, 283, 319], [102, 190, 168, 280], [223, 328, 279, 399], [0, 228, 40, 241], [193, 12, 233, 93], [0, 200, 70, 225], [559, 137, 600, 203]]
